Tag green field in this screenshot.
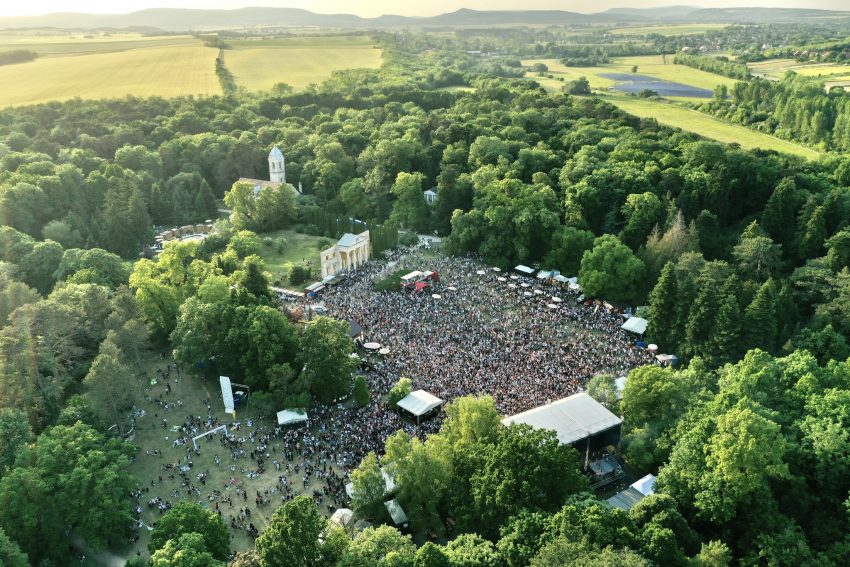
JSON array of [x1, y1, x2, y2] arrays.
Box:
[[525, 55, 739, 93], [0, 31, 201, 57], [602, 95, 820, 159], [0, 40, 221, 107], [226, 35, 383, 91], [255, 230, 329, 288], [608, 24, 728, 36]]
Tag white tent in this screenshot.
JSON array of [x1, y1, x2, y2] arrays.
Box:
[[631, 474, 656, 496], [385, 499, 409, 526], [330, 508, 354, 528], [615, 376, 627, 400], [364, 342, 381, 350], [276, 409, 308, 426], [397, 390, 443, 423], [621, 317, 649, 335], [515, 265, 535, 276]]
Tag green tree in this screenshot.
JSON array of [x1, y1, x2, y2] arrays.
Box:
[[84, 338, 137, 432], [579, 234, 646, 304], [646, 262, 679, 351], [299, 317, 357, 404], [565, 77, 591, 95], [415, 542, 451, 567], [620, 192, 664, 250], [42, 219, 83, 249], [351, 452, 387, 521], [0, 408, 31, 478], [150, 532, 226, 567], [0, 526, 28, 567], [390, 172, 430, 232], [586, 374, 620, 414], [496, 510, 551, 567], [387, 377, 413, 407], [742, 279, 779, 352], [732, 234, 782, 282], [530, 539, 649, 567], [543, 226, 595, 275], [228, 230, 262, 258], [339, 525, 416, 567], [149, 502, 230, 560], [444, 534, 502, 567], [440, 395, 501, 450], [256, 496, 329, 567], [354, 375, 370, 407]]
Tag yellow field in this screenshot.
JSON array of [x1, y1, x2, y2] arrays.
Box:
[[0, 43, 221, 107], [748, 58, 850, 79], [609, 24, 728, 36], [602, 95, 820, 160], [0, 32, 200, 57], [225, 36, 383, 91], [525, 55, 738, 94]]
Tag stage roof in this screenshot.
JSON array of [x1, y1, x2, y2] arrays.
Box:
[[502, 393, 622, 445], [397, 389, 443, 417]]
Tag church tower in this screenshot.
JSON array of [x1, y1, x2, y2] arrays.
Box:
[[269, 146, 286, 184]]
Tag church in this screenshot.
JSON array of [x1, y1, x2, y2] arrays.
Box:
[[237, 146, 302, 197]]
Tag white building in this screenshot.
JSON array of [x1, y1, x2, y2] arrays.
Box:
[[423, 188, 437, 204], [320, 231, 371, 278]]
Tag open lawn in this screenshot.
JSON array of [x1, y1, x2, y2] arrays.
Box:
[[0, 42, 221, 107], [602, 95, 821, 160], [255, 230, 330, 289], [608, 24, 728, 36], [225, 35, 383, 92]]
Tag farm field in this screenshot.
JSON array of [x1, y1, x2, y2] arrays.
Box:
[[525, 55, 738, 95], [0, 42, 221, 107], [225, 35, 383, 91], [0, 31, 201, 57], [748, 58, 850, 79], [608, 24, 728, 36], [602, 95, 821, 159]]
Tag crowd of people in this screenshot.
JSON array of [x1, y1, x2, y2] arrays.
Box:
[[130, 245, 654, 552]]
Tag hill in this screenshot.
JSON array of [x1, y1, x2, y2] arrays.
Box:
[[2, 6, 849, 31]]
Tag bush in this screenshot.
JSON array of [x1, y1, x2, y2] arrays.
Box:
[[387, 377, 412, 407], [373, 269, 408, 293], [289, 265, 312, 286], [399, 232, 419, 247], [275, 237, 288, 254], [317, 238, 333, 250], [354, 375, 370, 407], [228, 230, 262, 258], [262, 237, 274, 247]]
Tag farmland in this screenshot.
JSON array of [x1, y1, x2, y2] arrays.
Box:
[[525, 56, 820, 159], [0, 35, 221, 107], [608, 24, 728, 36], [748, 58, 850, 79], [225, 35, 383, 92]]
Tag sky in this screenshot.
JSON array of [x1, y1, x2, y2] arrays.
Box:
[[0, 1, 848, 18]]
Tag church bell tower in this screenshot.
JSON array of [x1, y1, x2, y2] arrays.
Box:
[[269, 146, 286, 184]]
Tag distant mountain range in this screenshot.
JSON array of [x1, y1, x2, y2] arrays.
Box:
[[0, 6, 848, 31]]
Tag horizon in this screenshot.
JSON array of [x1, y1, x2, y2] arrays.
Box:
[[1, 1, 849, 19]]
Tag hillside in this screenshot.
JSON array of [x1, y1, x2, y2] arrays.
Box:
[[1, 6, 849, 31]]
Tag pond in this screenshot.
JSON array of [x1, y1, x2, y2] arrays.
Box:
[[600, 73, 714, 98]]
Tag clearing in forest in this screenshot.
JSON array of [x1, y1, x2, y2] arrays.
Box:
[[0, 40, 221, 107], [254, 230, 329, 289], [225, 35, 383, 92]]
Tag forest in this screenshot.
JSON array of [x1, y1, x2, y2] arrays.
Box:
[[1, 22, 850, 567]]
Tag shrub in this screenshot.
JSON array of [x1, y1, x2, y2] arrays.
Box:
[[354, 375, 370, 407], [387, 377, 412, 407], [289, 265, 312, 286]]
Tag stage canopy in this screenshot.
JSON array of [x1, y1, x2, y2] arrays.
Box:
[[397, 390, 443, 417], [330, 508, 354, 528], [621, 317, 649, 335], [631, 473, 656, 496], [502, 393, 622, 446], [276, 409, 308, 426]]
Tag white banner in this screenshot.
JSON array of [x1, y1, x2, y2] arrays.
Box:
[[220, 376, 234, 413]]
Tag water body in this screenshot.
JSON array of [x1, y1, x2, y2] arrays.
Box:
[[600, 73, 714, 98]]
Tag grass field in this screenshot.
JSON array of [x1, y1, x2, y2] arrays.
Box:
[[602, 95, 821, 159], [525, 55, 739, 94], [0, 42, 221, 107], [255, 230, 329, 288], [226, 36, 383, 92], [608, 24, 728, 36]]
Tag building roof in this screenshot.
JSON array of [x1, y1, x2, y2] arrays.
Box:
[[423, 189, 437, 196], [269, 146, 284, 159], [501, 392, 622, 445], [397, 390, 444, 417], [621, 317, 649, 335], [631, 473, 656, 496], [515, 264, 536, 275], [337, 233, 361, 248], [348, 320, 363, 338], [606, 487, 646, 510]]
